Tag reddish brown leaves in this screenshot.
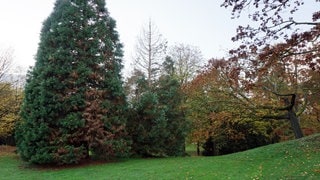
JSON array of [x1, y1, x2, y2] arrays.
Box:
[[313, 11, 320, 21]]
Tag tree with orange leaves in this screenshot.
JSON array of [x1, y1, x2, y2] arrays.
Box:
[[220, 0, 320, 139], [183, 58, 279, 155]]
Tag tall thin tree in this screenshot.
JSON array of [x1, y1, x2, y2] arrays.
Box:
[[133, 20, 167, 87]]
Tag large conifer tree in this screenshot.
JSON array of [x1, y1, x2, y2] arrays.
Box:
[[15, 0, 129, 165]]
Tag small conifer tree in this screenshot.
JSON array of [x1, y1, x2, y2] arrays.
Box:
[[16, 0, 129, 165], [127, 57, 189, 157], [128, 90, 168, 157], [157, 57, 189, 156]]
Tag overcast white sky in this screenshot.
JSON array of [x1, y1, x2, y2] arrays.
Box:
[[0, 0, 317, 74]]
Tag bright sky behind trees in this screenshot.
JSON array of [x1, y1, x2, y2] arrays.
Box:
[[0, 0, 317, 75]]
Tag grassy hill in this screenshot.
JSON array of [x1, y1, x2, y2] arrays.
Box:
[[0, 134, 319, 179]]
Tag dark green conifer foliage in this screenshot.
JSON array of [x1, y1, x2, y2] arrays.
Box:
[[157, 57, 189, 156], [128, 91, 168, 157], [127, 57, 189, 157], [15, 0, 129, 165]]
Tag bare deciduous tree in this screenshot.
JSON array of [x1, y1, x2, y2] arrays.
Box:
[[168, 43, 204, 84], [0, 49, 13, 83], [133, 20, 167, 87]]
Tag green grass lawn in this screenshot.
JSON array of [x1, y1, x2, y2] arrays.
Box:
[[1, 134, 320, 180]]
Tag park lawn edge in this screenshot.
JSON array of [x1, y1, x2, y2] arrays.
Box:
[[0, 133, 319, 179]]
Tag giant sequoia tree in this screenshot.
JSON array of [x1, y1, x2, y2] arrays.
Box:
[[15, 0, 129, 165]]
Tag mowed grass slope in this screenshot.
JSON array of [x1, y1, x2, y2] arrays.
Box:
[[1, 134, 319, 180]]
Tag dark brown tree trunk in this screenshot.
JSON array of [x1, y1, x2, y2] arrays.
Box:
[[288, 110, 303, 139], [197, 141, 200, 156], [263, 93, 303, 139], [285, 94, 303, 139]]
